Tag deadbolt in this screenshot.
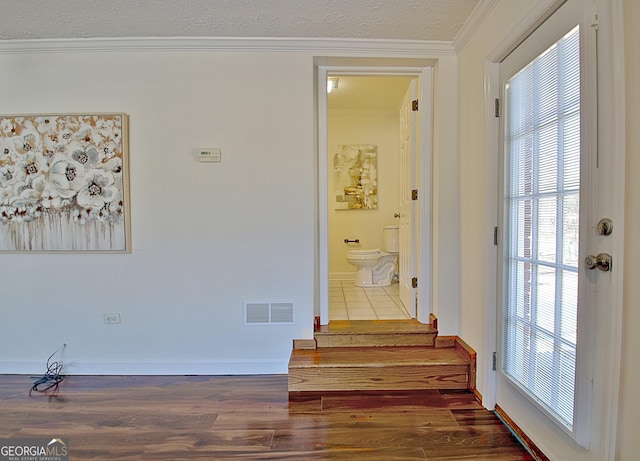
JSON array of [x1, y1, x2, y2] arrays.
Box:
[[597, 218, 613, 236], [585, 253, 612, 271]]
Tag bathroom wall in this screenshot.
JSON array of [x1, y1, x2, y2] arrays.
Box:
[[327, 108, 402, 277]]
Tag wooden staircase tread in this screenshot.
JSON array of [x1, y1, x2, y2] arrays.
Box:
[[288, 319, 475, 394], [317, 319, 437, 335], [289, 346, 468, 369], [312, 320, 438, 348]]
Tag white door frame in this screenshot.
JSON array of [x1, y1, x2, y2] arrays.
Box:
[[317, 65, 433, 325]]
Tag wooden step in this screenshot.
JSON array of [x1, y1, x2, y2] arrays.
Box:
[[314, 319, 437, 348], [288, 346, 470, 393]]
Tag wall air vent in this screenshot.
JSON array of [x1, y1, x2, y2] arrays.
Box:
[[244, 300, 294, 325]]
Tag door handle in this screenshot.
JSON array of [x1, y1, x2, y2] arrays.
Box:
[[585, 253, 612, 271]]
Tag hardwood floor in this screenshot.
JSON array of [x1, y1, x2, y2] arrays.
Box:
[[0, 374, 534, 460]]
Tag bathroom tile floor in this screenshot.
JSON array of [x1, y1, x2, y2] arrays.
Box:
[[329, 280, 411, 320]]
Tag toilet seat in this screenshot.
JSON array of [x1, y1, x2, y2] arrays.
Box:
[[347, 248, 386, 259]]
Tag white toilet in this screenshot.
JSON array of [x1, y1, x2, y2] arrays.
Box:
[[347, 225, 399, 287]]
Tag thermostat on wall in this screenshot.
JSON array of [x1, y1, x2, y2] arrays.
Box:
[[197, 147, 221, 162]]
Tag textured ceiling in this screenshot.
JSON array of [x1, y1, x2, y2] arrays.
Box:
[[0, 0, 479, 41]]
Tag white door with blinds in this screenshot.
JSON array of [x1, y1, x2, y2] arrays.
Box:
[[503, 23, 581, 431], [496, 0, 621, 452]]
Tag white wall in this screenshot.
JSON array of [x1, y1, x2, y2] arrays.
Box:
[[458, 0, 539, 395], [0, 49, 315, 374], [327, 109, 400, 276], [0, 42, 462, 374]]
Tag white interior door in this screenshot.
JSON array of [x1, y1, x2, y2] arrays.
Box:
[[398, 80, 417, 317]]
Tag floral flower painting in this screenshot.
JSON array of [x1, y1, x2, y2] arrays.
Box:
[[0, 113, 130, 252]]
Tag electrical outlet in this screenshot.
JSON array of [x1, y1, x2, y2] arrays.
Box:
[[103, 313, 121, 324]]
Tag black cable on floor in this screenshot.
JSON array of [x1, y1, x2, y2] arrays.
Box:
[[30, 344, 66, 394]]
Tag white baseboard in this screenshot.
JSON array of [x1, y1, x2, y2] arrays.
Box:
[[0, 360, 289, 376], [329, 272, 356, 281]]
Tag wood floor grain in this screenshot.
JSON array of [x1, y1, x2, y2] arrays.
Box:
[[0, 375, 534, 460]]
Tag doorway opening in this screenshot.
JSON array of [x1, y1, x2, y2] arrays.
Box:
[[327, 75, 414, 321], [317, 64, 434, 327]]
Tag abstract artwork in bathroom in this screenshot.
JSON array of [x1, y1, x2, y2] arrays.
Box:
[[333, 144, 377, 210], [0, 113, 130, 252]]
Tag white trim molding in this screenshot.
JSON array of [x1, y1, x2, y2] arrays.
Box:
[[0, 37, 456, 56]]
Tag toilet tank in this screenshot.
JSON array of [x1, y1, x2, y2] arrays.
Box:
[[383, 225, 399, 252]]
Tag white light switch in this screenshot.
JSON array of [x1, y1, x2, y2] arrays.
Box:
[[198, 148, 221, 162]]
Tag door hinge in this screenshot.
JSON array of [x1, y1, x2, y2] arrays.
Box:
[[494, 98, 500, 118], [411, 277, 418, 288], [492, 352, 497, 371], [493, 226, 499, 246], [411, 189, 418, 201], [591, 10, 600, 30], [412, 99, 419, 111]]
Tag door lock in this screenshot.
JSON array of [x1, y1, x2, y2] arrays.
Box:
[[585, 253, 612, 271], [596, 218, 613, 236]]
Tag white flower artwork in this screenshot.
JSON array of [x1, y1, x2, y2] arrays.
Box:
[[0, 113, 130, 252]]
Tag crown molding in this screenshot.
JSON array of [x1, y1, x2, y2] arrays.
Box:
[[453, 0, 498, 53], [0, 36, 456, 57]]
